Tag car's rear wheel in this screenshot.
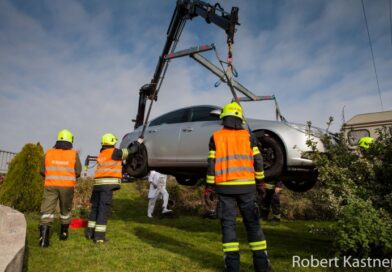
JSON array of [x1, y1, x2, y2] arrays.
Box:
[[175, 176, 200, 186], [124, 143, 148, 178], [254, 132, 284, 179]]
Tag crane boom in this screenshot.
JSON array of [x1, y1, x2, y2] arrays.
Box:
[[134, 0, 239, 129]]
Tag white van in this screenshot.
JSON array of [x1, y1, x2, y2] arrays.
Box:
[[342, 111, 392, 148]]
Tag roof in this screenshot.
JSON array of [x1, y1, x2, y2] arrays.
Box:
[[344, 111, 392, 126]]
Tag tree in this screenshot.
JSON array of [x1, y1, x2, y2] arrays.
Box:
[[0, 143, 44, 212]]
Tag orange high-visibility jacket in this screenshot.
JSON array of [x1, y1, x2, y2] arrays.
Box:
[[213, 128, 255, 185], [44, 148, 77, 187], [94, 148, 122, 179]]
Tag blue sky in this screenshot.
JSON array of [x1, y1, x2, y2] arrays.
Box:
[[0, 0, 391, 160]]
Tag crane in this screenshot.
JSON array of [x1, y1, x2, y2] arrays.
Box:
[[133, 0, 239, 136]]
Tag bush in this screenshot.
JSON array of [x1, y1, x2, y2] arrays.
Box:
[[306, 122, 392, 257], [72, 177, 94, 218], [0, 143, 44, 212], [335, 197, 392, 257]]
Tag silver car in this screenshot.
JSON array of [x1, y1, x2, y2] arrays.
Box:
[[120, 105, 327, 192]]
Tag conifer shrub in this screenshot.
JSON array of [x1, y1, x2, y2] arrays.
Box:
[[0, 143, 44, 212]]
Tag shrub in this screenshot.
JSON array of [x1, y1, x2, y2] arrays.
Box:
[[306, 122, 392, 257], [335, 197, 392, 257], [72, 177, 94, 218], [0, 143, 44, 212]]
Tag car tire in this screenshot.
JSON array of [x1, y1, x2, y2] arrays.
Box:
[[124, 143, 148, 178], [282, 170, 318, 192], [175, 176, 199, 186], [282, 179, 317, 192], [254, 132, 284, 179]]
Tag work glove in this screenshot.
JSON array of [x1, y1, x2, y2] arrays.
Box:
[[204, 186, 215, 198], [137, 137, 144, 144], [204, 185, 216, 209]]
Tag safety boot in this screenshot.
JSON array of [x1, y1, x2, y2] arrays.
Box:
[[59, 224, 69, 240], [38, 224, 50, 247], [85, 227, 95, 240]]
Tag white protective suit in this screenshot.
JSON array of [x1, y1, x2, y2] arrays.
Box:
[[147, 170, 171, 217]]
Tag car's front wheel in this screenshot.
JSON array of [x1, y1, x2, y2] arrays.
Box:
[[282, 170, 318, 192], [124, 143, 148, 178], [254, 132, 285, 179]]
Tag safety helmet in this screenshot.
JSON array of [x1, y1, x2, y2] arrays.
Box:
[[358, 136, 374, 149], [220, 102, 243, 120], [101, 133, 117, 146], [57, 129, 74, 143]]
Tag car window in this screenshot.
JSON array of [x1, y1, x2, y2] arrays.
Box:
[[190, 106, 221, 122], [149, 108, 189, 126]]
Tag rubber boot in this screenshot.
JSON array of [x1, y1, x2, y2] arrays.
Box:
[[59, 224, 69, 241], [39, 225, 50, 247], [85, 227, 95, 240]]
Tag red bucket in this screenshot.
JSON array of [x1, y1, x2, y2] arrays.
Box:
[[69, 218, 88, 229]]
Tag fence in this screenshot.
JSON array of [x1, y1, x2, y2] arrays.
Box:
[[0, 150, 16, 175]]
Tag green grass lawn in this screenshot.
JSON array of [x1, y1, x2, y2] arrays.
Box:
[[24, 183, 385, 272]]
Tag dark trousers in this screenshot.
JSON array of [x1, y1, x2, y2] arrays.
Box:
[[217, 192, 268, 272], [88, 187, 113, 240], [260, 189, 281, 219]]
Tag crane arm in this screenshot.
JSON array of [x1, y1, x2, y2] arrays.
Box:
[[134, 0, 239, 129]]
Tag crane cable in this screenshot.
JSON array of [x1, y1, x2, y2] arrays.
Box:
[[213, 42, 256, 138], [361, 0, 384, 111]]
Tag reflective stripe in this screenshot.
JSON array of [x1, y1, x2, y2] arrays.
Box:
[[95, 178, 120, 185], [249, 240, 267, 251], [255, 171, 265, 180], [45, 176, 76, 181], [95, 168, 122, 173], [217, 179, 255, 186], [206, 175, 215, 184], [216, 154, 253, 163], [95, 225, 106, 232], [253, 147, 261, 155], [208, 150, 216, 159], [60, 214, 71, 219], [121, 148, 129, 160], [46, 166, 75, 172], [215, 166, 254, 176], [99, 162, 121, 167], [264, 183, 275, 189], [88, 221, 96, 228], [41, 214, 55, 219], [223, 242, 239, 252]]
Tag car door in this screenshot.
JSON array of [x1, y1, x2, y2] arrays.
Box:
[[177, 106, 222, 166], [146, 108, 189, 166]]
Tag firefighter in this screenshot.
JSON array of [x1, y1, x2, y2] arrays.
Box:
[[205, 102, 269, 272], [85, 133, 142, 243], [358, 136, 374, 150], [259, 179, 283, 223], [39, 129, 82, 247], [147, 170, 172, 218]]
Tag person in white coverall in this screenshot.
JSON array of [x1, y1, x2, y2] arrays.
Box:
[[147, 170, 172, 218]]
